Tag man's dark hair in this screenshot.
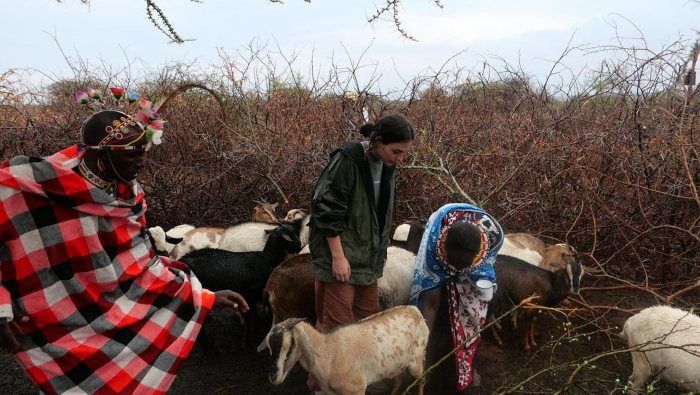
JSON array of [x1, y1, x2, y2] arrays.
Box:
[[359, 114, 415, 144]]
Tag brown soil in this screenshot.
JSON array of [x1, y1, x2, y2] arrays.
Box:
[[1, 287, 697, 394]]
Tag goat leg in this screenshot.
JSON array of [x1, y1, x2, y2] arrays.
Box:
[[528, 315, 537, 348], [417, 378, 425, 395], [389, 375, 403, 395], [491, 324, 504, 347], [522, 311, 532, 351]]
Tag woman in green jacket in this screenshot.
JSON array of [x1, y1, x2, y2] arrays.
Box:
[[309, 114, 415, 333]]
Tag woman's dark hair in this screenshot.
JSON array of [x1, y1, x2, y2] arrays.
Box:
[[359, 114, 415, 144], [81, 110, 137, 145], [445, 222, 482, 253]]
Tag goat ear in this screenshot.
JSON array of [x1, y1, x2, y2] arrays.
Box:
[[265, 228, 274, 235], [272, 202, 279, 209], [293, 323, 316, 366], [282, 234, 293, 242]]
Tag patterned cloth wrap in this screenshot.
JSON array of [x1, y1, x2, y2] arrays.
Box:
[[409, 203, 503, 391], [0, 145, 215, 394]]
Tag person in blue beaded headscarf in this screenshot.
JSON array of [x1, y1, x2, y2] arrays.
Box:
[[410, 203, 503, 394]]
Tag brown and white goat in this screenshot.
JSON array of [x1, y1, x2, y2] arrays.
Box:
[[251, 201, 280, 223], [499, 233, 577, 272], [285, 208, 308, 221], [257, 306, 428, 395]]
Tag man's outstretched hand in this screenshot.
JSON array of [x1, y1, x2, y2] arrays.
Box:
[[213, 290, 249, 314]]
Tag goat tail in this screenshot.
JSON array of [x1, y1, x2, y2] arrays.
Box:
[[617, 322, 629, 342]]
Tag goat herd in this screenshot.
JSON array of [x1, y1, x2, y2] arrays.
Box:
[[146, 202, 700, 394]]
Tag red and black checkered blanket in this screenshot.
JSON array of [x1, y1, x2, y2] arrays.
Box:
[[0, 145, 215, 394]]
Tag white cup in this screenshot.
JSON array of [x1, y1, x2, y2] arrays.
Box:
[[475, 279, 494, 301]]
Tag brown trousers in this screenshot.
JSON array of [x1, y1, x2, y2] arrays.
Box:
[[314, 279, 380, 331]]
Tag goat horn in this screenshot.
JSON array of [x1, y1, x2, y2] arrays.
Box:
[[583, 265, 603, 275], [153, 83, 226, 120]]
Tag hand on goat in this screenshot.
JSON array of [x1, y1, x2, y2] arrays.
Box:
[[213, 290, 249, 314]]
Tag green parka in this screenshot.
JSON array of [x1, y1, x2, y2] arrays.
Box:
[[309, 141, 396, 285]]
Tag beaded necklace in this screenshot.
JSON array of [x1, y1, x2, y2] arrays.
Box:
[[77, 160, 116, 196]]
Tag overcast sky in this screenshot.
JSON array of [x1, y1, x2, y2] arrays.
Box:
[[2, 0, 698, 91]]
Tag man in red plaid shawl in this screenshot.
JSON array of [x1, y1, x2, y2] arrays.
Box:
[[0, 108, 248, 394]]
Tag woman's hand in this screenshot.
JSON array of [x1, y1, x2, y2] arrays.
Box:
[[332, 256, 351, 282], [213, 290, 249, 314], [327, 235, 351, 282]]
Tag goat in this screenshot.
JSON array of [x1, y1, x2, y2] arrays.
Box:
[[170, 216, 310, 259], [620, 305, 700, 394], [257, 306, 428, 395], [263, 246, 416, 325], [499, 233, 577, 272], [180, 223, 302, 345], [489, 254, 584, 350], [146, 224, 193, 256], [264, 253, 315, 325], [391, 219, 426, 254], [251, 200, 280, 224], [285, 208, 308, 221], [378, 247, 416, 309]]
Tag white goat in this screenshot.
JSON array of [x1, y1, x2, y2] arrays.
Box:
[[258, 306, 428, 395], [392, 223, 411, 242], [146, 224, 194, 255], [620, 305, 700, 394], [378, 246, 416, 309], [170, 216, 310, 260]]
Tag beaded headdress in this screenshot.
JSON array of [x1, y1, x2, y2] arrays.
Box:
[[75, 87, 164, 152], [74, 83, 225, 152]]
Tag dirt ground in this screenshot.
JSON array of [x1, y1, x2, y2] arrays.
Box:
[[0, 287, 697, 394]]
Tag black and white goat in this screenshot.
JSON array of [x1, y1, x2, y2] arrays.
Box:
[[180, 222, 302, 345]]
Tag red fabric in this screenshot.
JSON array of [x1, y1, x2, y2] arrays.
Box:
[[0, 145, 215, 394], [446, 281, 486, 391]]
